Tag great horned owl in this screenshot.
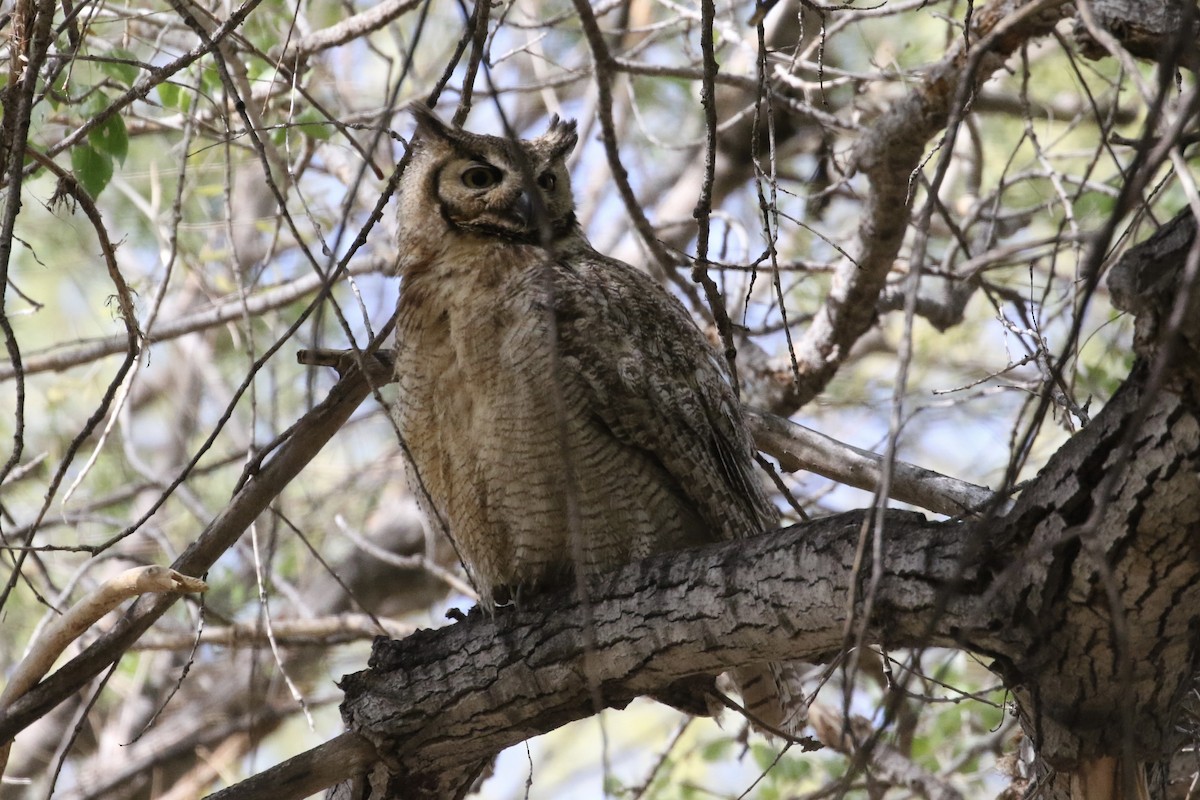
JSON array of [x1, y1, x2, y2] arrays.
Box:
[[391, 106, 800, 733]]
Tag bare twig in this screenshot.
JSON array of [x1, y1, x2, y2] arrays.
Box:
[[0, 567, 208, 777], [0, 233, 386, 385], [780, 0, 1074, 412], [747, 410, 1001, 517], [280, 0, 423, 65], [132, 614, 414, 651], [808, 701, 964, 800], [0, 363, 378, 745]]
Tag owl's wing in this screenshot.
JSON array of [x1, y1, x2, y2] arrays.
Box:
[[548, 250, 778, 542], [546, 249, 802, 736]]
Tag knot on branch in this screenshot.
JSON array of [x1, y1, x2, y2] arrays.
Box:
[[297, 347, 396, 385], [1107, 207, 1200, 387]]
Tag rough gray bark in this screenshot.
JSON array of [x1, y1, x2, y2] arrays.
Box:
[[992, 374, 1200, 765], [336, 510, 979, 800], [1073, 0, 1200, 70]]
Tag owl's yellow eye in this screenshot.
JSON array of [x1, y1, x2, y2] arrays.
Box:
[[537, 172, 556, 191], [462, 165, 501, 189]]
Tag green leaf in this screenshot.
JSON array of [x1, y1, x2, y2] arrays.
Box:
[[749, 741, 780, 772], [71, 144, 113, 198], [699, 736, 732, 762], [292, 108, 334, 141], [156, 81, 191, 112], [602, 775, 626, 795], [88, 113, 128, 164], [200, 64, 222, 95], [99, 48, 139, 87]]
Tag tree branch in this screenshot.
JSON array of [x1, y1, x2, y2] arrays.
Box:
[[0, 357, 384, 745], [212, 509, 987, 800], [780, 0, 1073, 411], [746, 409, 1001, 516], [0, 567, 207, 778], [204, 732, 379, 800], [1072, 0, 1200, 71], [295, 346, 1001, 519], [0, 259, 383, 382], [215, 246, 1200, 796]]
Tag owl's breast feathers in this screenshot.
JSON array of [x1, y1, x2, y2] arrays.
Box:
[[394, 240, 776, 600]]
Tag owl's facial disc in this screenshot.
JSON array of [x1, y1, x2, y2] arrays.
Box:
[[444, 156, 558, 242]]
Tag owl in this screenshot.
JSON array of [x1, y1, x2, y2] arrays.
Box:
[[390, 105, 801, 734]]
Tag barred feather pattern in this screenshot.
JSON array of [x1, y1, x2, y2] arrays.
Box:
[[391, 107, 805, 735]]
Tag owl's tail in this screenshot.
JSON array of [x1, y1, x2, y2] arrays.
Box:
[[731, 661, 809, 736]]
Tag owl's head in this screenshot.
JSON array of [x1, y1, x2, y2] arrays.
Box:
[[397, 106, 579, 253]]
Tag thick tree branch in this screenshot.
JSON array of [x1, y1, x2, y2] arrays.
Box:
[[1073, 0, 1200, 71], [348, 516, 989, 794], [217, 509, 984, 800]]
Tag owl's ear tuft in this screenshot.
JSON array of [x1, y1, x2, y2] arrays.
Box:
[[543, 115, 579, 159], [410, 103, 460, 146]]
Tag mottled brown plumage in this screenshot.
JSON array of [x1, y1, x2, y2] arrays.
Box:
[[390, 106, 802, 732]]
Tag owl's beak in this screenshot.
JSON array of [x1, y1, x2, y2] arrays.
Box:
[[513, 191, 535, 227]]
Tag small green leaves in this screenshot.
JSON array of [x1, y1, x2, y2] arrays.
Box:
[[89, 113, 128, 165], [68, 92, 129, 197], [270, 109, 335, 146], [294, 108, 333, 141], [70, 143, 113, 198], [98, 48, 139, 87], [156, 81, 191, 112]]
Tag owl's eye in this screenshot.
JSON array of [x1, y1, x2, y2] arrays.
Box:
[[462, 165, 501, 189], [536, 172, 557, 191]]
